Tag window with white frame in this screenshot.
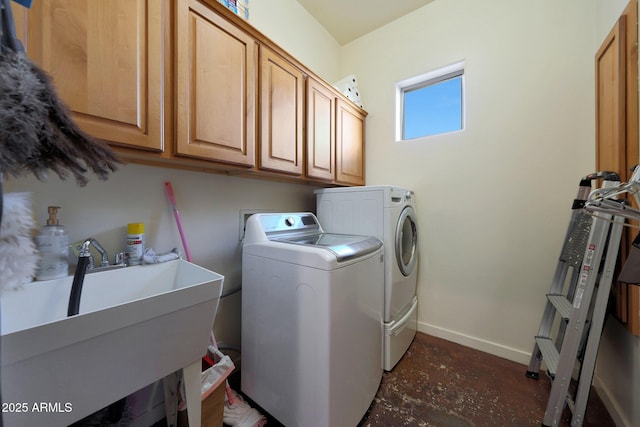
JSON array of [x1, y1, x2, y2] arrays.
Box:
[[396, 61, 465, 140]]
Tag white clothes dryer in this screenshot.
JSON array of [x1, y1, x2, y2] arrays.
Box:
[[241, 213, 384, 427], [315, 186, 419, 371]]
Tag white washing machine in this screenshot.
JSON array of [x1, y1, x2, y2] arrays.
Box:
[[241, 212, 384, 427], [315, 186, 419, 371]]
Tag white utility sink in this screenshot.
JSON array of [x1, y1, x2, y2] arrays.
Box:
[[1, 259, 224, 427]]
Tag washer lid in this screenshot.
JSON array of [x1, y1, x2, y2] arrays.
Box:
[[275, 233, 382, 262], [244, 212, 382, 262]]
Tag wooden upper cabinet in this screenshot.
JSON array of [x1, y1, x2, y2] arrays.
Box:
[[306, 78, 336, 181], [336, 99, 366, 186], [259, 46, 304, 175], [175, 0, 257, 167], [13, 0, 366, 183], [15, 0, 168, 152]]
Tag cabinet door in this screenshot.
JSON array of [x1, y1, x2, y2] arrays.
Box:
[[306, 78, 336, 181], [17, 0, 167, 152], [175, 0, 256, 167], [336, 100, 366, 186], [595, 2, 640, 335], [259, 47, 304, 175]]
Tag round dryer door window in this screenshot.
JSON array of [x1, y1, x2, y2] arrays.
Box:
[[396, 206, 418, 276]]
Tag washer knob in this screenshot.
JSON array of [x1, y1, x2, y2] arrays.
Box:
[[285, 216, 295, 227]]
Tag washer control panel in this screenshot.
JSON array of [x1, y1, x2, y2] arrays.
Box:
[[257, 213, 320, 235]]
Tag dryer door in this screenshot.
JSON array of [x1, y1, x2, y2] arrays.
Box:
[[395, 206, 418, 276]]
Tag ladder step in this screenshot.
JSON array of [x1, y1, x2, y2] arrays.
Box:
[[535, 336, 559, 377], [547, 294, 572, 319], [527, 176, 625, 427]]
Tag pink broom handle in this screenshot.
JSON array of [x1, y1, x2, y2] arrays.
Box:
[[164, 181, 192, 262]]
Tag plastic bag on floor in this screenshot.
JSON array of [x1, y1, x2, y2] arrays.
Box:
[[201, 346, 235, 398], [223, 388, 266, 427]]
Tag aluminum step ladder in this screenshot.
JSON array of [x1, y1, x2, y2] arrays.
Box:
[[526, 171, 625, 427]]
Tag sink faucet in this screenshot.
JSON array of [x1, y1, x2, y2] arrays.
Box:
[[68, 240, 92, 316], [67, 238, 127, 316], [71, 238, 126, 272], [86, 237, 109, 267]]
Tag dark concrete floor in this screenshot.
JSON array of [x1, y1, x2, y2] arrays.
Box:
[[235, 332, 615, 426], [358, 332, 615, 427]]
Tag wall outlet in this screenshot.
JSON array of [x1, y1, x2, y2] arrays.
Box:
[[239, 209, 272, 241]]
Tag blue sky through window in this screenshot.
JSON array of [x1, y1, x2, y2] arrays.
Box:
[[403, 76, 462, 139]]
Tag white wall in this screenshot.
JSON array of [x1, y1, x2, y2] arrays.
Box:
[[340, 0, 597, 362], [336, 0, 638, 424], [597, 320, 640, 426], [4, 165, 316, 346], [248, 0, 341, 82]]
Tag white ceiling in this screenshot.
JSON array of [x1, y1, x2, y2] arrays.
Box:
[[296, 0, 435, 45]]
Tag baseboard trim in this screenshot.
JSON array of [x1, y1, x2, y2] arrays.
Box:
[[418, 321, 629, 426], [417, 321, 533, 366], [592, 374, 630, 427]]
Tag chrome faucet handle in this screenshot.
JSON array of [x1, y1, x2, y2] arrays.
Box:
[[85, 238, 109, 267], [114, 252, 125, 265], [75, 240, 126, 274]]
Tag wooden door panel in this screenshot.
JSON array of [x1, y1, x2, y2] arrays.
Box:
[[336, 100, 365, 185], [596, 16, 628, 322], [259, 47, 304, 175], [306, 78, 335, 181], [596, 17, 626, 179], [20, 0, 166, 151], [175, 0, 256, 167], [623, 0, 640, 335], [595, 0, 640, 335]]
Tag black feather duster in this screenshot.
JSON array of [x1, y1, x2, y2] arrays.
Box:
[[0, 0, 121, 187], [0, 47, 122, 186]]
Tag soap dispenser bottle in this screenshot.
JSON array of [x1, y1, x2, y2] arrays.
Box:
[[35, 206, 70, 280]]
